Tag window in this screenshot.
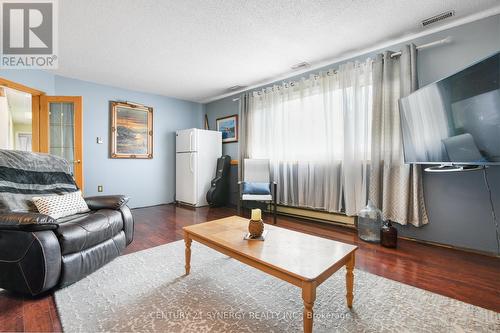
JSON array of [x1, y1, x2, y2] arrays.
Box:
[[246, 59, 373, 214]]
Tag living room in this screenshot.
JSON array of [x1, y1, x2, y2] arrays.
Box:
[[0, 1, 499, 332]]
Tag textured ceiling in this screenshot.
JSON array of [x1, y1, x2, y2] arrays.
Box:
[[54, 0, 500, 102]]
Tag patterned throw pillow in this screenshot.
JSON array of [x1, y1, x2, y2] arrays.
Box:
[[32, 191, 90, 219]]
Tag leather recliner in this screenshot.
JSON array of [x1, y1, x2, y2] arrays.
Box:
[[0, 195, 134, 296]]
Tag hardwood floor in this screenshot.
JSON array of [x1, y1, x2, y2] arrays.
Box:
[[1, 204, 499, 332]]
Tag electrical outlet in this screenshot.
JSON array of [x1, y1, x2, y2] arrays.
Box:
[[96, 137, 103, 144], [97, 185, 103, 192]]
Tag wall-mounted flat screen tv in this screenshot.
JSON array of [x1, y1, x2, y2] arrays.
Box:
[[399, 52, 500, 165]]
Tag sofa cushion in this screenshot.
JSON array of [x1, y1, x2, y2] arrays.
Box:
[[54, 209, 124, 255], [60, 231, 126, 287]]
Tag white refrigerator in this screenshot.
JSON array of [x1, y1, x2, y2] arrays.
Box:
[[175, 128, 222, 207]]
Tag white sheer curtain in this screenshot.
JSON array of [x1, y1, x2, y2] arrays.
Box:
[[247, 59, 373, 215]]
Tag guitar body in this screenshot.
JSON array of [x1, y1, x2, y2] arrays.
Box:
[[206, 155, 231, 207]]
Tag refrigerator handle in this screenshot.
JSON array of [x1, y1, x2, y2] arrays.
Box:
[[189, 153, 194, 174], [189, 131, 193, 151]]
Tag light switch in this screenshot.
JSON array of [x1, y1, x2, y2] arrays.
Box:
[[96, 137, 103, 144], [97, 185, 103, 192]]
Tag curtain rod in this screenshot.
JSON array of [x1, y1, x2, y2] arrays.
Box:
[[232, 36, 452, 101], [390, 36, 452, 58]]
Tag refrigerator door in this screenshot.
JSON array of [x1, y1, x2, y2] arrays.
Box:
[[175, 152, 197, 205], [195, 130, 222, 206], [176, 129, 197, 152]]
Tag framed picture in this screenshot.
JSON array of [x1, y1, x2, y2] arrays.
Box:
[[110, 101, 153, 159], [216, 114, 238, 143]]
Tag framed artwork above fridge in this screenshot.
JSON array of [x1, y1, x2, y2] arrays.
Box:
[[216, 114, 238, 143]]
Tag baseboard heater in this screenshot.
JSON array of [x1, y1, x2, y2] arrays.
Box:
[[272, 205, 356, 227]]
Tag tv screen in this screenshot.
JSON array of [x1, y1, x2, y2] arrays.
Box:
[[399, 52, 500, 165]]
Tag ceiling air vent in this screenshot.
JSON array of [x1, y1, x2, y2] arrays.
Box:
[[421, 11, 455, 27], [228, 85, 245, 92], [291, 62, 310, 70]]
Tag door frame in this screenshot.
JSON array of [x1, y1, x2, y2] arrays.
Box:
[[0, 77, 44, 152], [40, 96, 84, 190], [0, 77, 84, 190]]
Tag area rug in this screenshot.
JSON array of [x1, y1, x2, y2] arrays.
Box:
[[55, 240, 499, 333]]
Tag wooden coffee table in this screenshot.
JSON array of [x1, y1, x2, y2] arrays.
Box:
[[183, 216, 357, 333]]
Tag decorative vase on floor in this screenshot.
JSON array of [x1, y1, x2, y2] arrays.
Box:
[[248, 208, 264, 238], [357, 201, 382, 243], [380, 221, 398, 248]]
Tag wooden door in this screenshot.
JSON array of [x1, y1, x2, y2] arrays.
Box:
[[40, 96, 84, 190]]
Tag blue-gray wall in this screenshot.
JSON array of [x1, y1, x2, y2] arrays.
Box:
[[204, 14, 500, 254], [54, 76, 204, 207], [0, 70, 204, 208], [205, 97, 239, 158], [0, 69, 56, 94]]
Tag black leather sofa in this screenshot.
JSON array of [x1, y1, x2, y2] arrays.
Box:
[[0, 195, 134, 296]]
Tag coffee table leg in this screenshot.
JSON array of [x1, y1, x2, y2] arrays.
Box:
[[346, 253, 355, 308], [184, 232, 192, 275], [302, 281, 316, 333]]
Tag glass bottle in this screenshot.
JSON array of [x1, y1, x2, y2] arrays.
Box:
[[380, 220, 398, 248], [357, 200, 382, 243]]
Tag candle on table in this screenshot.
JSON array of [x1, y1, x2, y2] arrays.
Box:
[[251, 208, 262, 221]]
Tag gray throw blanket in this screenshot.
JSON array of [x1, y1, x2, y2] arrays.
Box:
[[0, 150, 78, 212]]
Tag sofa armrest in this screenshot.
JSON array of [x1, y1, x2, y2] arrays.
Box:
[[0, 229, 61, 295], [85, 195, 129, 211], [0, 212, 58, 231], [84, 195, 134, 245], [119, 205, 134, 245]]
